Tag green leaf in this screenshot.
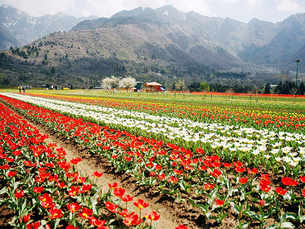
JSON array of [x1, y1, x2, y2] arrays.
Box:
[[54, 218, 61, 229], [284, 213, 297, 220], [20, 199, 27, 214], [91, 192, 99, 215], [266, 224, 277, 229], [245, 210, 256, 218], [240, 222, 249, 229], [13, 181, 21, 191], [230, 202, 239, 214], [281, 222, 295, 228], [0, 187, 7, 195], [298, 205, 305, 223], [188, 198, 197, 207], [197, 203, 209, 213]]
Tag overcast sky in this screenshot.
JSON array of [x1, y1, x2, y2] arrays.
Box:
[[1, 0, 305, 22]]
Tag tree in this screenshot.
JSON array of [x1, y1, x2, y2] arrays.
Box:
[[189, 82, 201, 92], [299, 81, 305, 95], [101, 76, 119, 90], [264, 83, 271, 94], [0, 73, 10, 86], [51, 67, 55, 75], [119, 77, 137, 90], [275, 81, 282, 94], [175, 80, 186, 91], [200, 81, 210, 92]]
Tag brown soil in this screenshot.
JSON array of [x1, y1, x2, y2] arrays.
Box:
[[0, 205, 14, 229]]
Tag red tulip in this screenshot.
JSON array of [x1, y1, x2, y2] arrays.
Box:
[[121, 194, 133, 202], [8, 170, 17, 177], [239, 177, 249, 184], [281, 177, 298, 186], [105, 201, 118, 213], [79, 207, 93, 219], [259, 199, 265, 207], [22, 214, 30, 223], [123, 213, 142, 226], [114, 187, 126, 198], [204, 183, 215, 190], [147, 211, 160, 221], [70, 157, 82, 165], [275, 187, 288, 196], [211, 169, 222, 177], [15, 190, 25, 199], [67, 203, 81, 213], [33, 186, 44, 194], [215, 199, 225, 206], [93, 171, 103, 177], [49, 208, 63, 219], [133, 199, 149, 209], [66, 225, 78, 229]]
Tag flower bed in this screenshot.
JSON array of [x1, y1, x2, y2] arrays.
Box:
[[0, 101, 159, 229], [26, 92, 305, 132], [1, 94, 304, 228], [3, 93, 305, 169]]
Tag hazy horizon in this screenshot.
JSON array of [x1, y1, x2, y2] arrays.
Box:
[[1, 0, 305, 23]]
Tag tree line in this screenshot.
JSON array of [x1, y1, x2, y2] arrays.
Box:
[[271, 81, 305, 95]]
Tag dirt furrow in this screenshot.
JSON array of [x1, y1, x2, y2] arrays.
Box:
[[22, 118, 197, 229]]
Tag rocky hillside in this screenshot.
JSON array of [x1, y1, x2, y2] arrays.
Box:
[[240, 13, 305, 70], [0, 24, 19, 49]]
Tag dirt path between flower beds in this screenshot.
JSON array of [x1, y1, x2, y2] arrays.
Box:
[[22, 119, 201, 229]]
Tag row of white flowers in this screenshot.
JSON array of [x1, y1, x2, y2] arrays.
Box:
[[3, 93, 304, 167]]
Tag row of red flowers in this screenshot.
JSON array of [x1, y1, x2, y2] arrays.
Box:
[[0, 101, 173, 228], [187, 91, 305, 98]]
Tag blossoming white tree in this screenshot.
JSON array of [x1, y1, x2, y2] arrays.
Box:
[[119, 77, 136, 90], [101, 76, 119, 90]]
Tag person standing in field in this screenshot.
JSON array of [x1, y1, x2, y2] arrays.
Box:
[[22, 86, 26, 93], [18, 85, 21, 93]]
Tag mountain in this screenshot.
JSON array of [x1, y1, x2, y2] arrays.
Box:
[[0, 4, 96, 48], [240, 13, 305, 70], [72, 6, 242, 69], [73, 6, 278, 56], [0, 24, 19, 50]]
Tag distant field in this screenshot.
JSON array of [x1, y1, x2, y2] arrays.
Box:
[[3, 88, 304, 114]]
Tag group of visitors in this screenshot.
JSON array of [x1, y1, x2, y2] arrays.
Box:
[[18, 85, 26, 93]]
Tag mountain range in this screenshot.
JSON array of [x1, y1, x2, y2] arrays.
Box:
[[66, 5, 305, 71], [0, 4, 95, 49], [0, 4, 305, 87]]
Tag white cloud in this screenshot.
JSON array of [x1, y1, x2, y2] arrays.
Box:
[[277, 0, 302, 12], [0, 0, 73, 16], [247, 0, 261, 7], [0, 0, 304, 22]]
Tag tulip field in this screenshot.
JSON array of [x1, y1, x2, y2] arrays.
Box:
[[0, 90, 304, 229], [0, 95, 165, 229]]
